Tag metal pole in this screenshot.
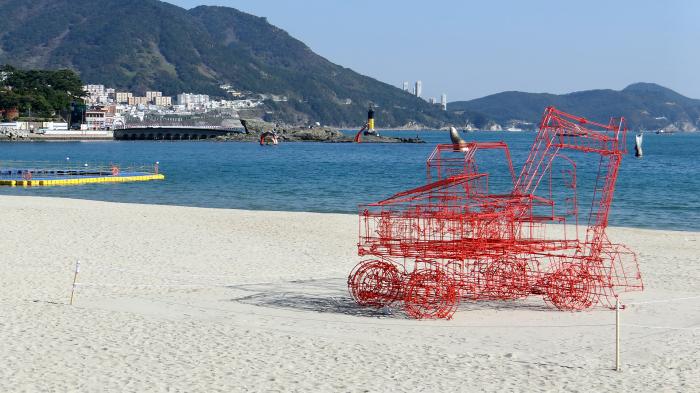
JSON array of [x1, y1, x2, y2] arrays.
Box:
[[69, 260, 80, 305], [615, 296, 620, 371]]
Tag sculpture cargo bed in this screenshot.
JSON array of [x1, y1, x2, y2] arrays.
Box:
[[348, 107, 643, 319]]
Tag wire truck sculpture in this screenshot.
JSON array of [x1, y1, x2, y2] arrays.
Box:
[[348, 107, 643, 319]]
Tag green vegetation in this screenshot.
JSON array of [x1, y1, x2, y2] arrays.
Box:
[[0, 65, 84, 121], [0, 0, 458, 127]]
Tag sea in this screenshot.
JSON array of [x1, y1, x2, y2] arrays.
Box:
[[0, 131, 698, 232]]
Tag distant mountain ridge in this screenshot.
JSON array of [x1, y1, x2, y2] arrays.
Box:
[[0, 0, 696, 130], [449, 83, 700, 131], [0, 0, 455, 127]]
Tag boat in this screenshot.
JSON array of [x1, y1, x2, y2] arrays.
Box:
[[259, 131, 279, 145]]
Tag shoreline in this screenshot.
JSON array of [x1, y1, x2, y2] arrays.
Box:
[[0, 194, 696, 233]]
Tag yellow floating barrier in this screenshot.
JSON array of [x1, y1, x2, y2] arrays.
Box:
[[1, 159, 164, 188], [0, 174, 165, 187]]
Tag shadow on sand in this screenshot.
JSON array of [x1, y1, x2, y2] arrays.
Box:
[[227, 277, 555, 318]]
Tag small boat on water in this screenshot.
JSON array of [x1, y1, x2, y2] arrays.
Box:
[[259, 131, 279, 145]]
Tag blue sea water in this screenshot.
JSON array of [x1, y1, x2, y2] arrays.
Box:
[[0, 131, 698, 231]]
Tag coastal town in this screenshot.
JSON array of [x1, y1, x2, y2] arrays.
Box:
[[0, 82, 271, 139], [0, 68, 424, 142]]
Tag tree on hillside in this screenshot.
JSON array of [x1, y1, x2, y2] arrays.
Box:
[[0, 65, 85, 120]]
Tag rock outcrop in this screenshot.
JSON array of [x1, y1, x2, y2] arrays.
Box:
[[224, 119, 424, 143]]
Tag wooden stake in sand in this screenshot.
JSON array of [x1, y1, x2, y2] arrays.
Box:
[[615, 296, 621, 372], [69, 260, 81, 306]]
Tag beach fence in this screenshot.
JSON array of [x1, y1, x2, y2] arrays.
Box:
[[0, 160, 163, 187], [66, 260, 699, 372]]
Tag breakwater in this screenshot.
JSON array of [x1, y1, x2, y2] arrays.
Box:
[[114, 127, 238, 140]]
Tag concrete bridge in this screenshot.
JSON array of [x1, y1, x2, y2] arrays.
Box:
[[113, 127, 241, 141]]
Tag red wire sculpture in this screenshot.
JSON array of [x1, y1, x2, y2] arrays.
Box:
[[348, 107, 643, 319]]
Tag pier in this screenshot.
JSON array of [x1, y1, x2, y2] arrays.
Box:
[[113, 127, 240, 141]]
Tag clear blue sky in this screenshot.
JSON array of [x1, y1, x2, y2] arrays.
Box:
[[164, 0, 699, 102]]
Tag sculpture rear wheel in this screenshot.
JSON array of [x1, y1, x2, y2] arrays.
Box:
[[348, 260, 403, 308], [403, 268, 459, 319], [545, 265, 597, 311]]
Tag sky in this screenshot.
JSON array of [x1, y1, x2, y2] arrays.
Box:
[[164, 0, 700, 102]]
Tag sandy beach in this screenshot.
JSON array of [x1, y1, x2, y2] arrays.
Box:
[[0, 195, 698, 392]]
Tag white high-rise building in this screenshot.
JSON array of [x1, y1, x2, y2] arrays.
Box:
[[84, 84, 105, 96], [441, 94, 447, 111], [83, 84, 107, 104], [402, 81, 409, 92], [177, 93, 210, 106], [415, 81, 422, 98]]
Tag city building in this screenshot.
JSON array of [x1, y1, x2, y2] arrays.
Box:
[[84, 84, 104, 96], [415, 81, 422, 98], [83, 84, 108, 104], [402, 81, 409, 92], [177, 93, 210, 108], [429, 97, 436, 104], [146, 91, 163, 103], [154, 96, 172, 107], [85, 105, 121, 130], [441, 94, 447, 111], [115, 92, 133, 104], [85, 109, 107, 130], [128, 96, 149, 106]]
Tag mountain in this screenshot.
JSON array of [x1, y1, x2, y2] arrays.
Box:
[[2, 0, 694, 131], [0, 0, 455, 127], [449, 83, 700, 131]]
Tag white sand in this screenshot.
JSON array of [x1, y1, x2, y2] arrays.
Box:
[[0, 195, 698, 392]]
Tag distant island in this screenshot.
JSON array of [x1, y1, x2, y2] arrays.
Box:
[[450, 82, 700, 132]]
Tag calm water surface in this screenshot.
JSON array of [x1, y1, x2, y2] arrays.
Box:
[[0, 131, 698, 231]]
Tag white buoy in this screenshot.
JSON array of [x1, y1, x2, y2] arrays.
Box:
[[634, 133, 643, 158]]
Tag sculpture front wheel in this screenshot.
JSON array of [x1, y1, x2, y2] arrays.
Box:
[[348, 260, 403, 308], [545, 265, 597, 311], [403, 269, 459, 319]]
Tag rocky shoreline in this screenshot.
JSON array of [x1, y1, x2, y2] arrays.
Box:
[[216, 119, 424, 143]]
